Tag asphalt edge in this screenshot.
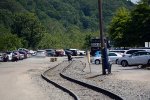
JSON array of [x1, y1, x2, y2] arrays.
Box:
[[60, 72, 123, 100]]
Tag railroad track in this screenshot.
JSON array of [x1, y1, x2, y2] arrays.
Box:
[[42, 60, 122, 100]]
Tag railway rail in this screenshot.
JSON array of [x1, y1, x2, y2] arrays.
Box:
[[42, 60, 122, 100]]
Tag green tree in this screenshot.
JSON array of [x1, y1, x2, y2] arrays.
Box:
[[139, 0, 150, 5], [11, 13, 45, 49], [83, 34, 92, 50], [0, 33, 22, 51], [130, 3, 150, 46], [108, 7, 131, 47]]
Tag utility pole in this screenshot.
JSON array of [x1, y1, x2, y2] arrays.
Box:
[[98, 0, 109, 75]]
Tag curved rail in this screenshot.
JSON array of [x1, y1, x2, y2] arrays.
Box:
[[60, 73, 123, 100], [42, 60, 123, 100], [41, 73, 78, 100]]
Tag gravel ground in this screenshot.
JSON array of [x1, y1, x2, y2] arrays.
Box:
[[45, 61, 112, 100], [27, 57, 74, 100], [63, 57, 150, 100]]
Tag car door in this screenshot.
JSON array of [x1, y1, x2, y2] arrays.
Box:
[[135, 52, 149, 64], [128, 52, 140, 65], [132, 52, 148, 65], [108, 52, 118, 63]]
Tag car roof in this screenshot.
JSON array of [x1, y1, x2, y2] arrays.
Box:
[[109, 50, 127, 51], [125, 49, 145, 53], [109, 52, 122, 55], [133, 51, 150, 53], [37, 50, 46, 52], [109, 50, 127, 52]]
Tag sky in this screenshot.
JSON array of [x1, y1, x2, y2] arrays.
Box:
[[131, 0, 140, 4]]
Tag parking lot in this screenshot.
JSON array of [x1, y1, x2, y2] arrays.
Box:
[[0, 56, 150, 100]]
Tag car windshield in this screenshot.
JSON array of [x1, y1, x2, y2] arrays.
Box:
[[126, 50, 145, 54], [132, 51, 150, 56], [109, 53, 117, 56]]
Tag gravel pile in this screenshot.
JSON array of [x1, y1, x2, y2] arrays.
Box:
[[62, 60, 150, 100]]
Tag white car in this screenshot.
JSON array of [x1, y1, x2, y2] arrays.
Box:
[[92, 52, 122, 64], [0, 53, 3, 61], [109, 50, 127, 56], [69, 49, 86, 56], [6, 51, 13, 61], [117, 51, 150, 67], [78, 50, 86, 56], [36, 50, 46, 57], [122, 49, 146, 57]]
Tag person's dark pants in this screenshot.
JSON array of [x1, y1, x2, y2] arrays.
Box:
[[108, 63, 112, 74], [67, 55, 72, 61]]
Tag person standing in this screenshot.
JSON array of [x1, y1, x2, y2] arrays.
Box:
[[67, 52, 72, 61]]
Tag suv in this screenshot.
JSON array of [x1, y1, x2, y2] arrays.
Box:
[[118, 51, 150, 67], [45, 49, 56, 56], [123, 49, 146, 57], [6, 51, 13, 61], [0, 53, 3, 61], [36, 50, 46, 57], [109, 50, 127, 56], [69, 49, 78, 56]]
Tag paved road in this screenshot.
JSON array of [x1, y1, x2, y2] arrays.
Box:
[[0, 57, 72, 100]]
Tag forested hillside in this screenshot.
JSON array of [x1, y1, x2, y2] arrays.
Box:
[[108, 0, 150, 47], [0, 0, 134, 50]]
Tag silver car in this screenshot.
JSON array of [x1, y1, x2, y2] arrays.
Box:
[[118, 51, 150, 67], [92, 52, 122, 64], [0, 53, 3, 61], [36, 50, 46, 57]]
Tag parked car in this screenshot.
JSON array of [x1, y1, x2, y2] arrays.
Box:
[[29, 50, 36, 55], [18, 48, 27, 52], [117, 51, 150, 67], [18, 50, 28, 59], [12, 51, 20, 61], [6, 51, 13, 61], [108, 52, 122, 63], [78, 50, 86, 56], [92, 51, 122, 64], [18, 48, 31, 58], [36, 50, 46, 57], [0, 53, 3, 61], [45, 49, 56, 56], [95, 51, 101, 56], [109, 50, 127, 56], [55, 49, 65, 56], [69, 49, 78, 56], [64, 49, 73, 56], [122, 49, 146, 57], [3, 53, 8, 62]]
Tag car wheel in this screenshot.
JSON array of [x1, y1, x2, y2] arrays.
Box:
[[115, 59, 118, 64], [95, 59, 100, 65], [148, 60, 150, 65], [121, 60, 128, 67]]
